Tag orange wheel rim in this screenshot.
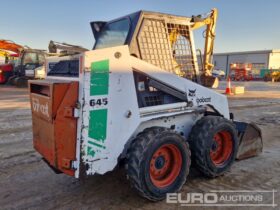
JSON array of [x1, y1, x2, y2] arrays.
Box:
[[210, 131, 233, 166], [149, 144, 182, 188]]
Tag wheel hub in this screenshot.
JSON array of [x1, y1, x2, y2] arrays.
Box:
[[155, 156, 165, 169], [210, 131, 233, 166], [149, 144, 182, 188], [211, 141, 218, 151]]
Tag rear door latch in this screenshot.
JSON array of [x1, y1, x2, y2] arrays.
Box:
[[64, 107, 79, 118]]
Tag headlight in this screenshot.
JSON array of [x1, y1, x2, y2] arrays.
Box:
[[0, 69, 2, 73]]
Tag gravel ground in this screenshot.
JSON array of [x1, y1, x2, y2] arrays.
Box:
[[218, 81, 280, 91], [0, 83, 279, 210]]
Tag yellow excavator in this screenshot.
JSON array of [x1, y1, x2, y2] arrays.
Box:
[[191, 8, 219, 87], [167, 9, 218, 87], [192, 9, 218, 72]]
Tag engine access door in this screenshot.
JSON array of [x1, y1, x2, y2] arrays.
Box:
[[29, 80, 78, 176]]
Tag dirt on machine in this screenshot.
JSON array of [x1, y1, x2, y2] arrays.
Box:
[[28, 9, 263, 201]]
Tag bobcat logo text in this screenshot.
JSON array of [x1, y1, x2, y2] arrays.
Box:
[[32, 98, 49, 118]]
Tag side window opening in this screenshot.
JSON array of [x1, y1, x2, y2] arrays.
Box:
[[171, 34, 196, 80], [133, 71, 184, 108], [23, 52, 37, 65], [168, 23, 197, 81], [137, 19, 197, 81], [38, 54, 45, 65]]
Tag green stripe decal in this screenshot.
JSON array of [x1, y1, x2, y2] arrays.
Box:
[[88, 140, 106, 149], [88, 59, 109, 156], [89, 109, 107, 142], [90, 60, 109, 96], [87, 146, 96, 157]]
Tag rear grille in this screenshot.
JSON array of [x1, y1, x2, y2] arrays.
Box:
[[144, 95, 163, 106], [48, 60, 79, 77]]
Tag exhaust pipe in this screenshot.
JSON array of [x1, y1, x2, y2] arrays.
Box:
[[234, 121, 263, 160]]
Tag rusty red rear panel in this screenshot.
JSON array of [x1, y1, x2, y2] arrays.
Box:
[[29, 80, 78, 176]]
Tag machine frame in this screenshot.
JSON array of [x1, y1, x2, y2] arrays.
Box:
[[28, 9, 262, 201]]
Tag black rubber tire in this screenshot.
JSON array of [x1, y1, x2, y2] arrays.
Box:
[[6, 76, 17, 86], [14, 77, 28, 87], [188, 116, 238, 178], [125, 127, 191, 201]]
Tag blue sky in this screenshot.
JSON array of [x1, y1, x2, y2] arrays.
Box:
[[0, 0, 279, 53]]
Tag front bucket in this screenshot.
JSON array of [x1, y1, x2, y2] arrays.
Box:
[[234, 121, 263, 160], [200, 75, 219, 88]]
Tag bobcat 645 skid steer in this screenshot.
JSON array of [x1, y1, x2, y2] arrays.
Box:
[[29, 9, 262, 200]]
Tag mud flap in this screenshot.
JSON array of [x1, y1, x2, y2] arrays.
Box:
[[234, 121, 263, 160]]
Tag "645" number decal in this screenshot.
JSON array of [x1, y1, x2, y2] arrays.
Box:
[[89, 98, 108, 107]]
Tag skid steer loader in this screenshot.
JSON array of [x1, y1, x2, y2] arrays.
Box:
[[29, 9, 262, 201]]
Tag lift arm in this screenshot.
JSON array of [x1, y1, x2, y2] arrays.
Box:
[[48, 40, 88, 55]]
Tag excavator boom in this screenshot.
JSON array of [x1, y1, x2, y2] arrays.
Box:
[[191, 9, 219, 87], [0, 40, 23, 54]]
